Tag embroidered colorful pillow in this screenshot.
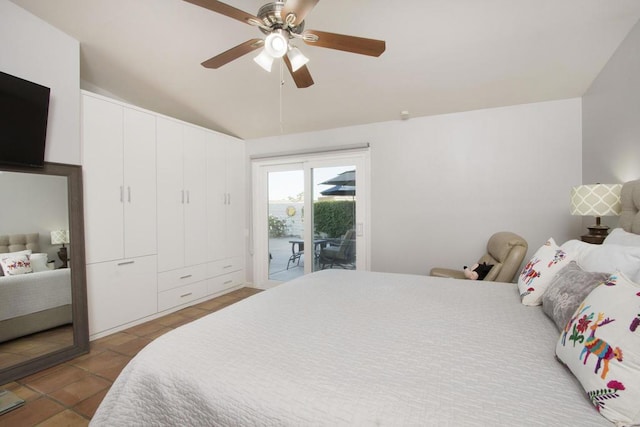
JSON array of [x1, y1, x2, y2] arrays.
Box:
[[555, 272, 640, 425], [542, 261, 609, 331], [0, 249, 31, 276], [517, 238, 573, 306], [0, 254, 33, 276]]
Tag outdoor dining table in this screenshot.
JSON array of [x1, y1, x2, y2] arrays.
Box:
[[287, 238, 328, 269]]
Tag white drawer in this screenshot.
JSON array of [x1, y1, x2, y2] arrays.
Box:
[[87, 255, 158, 335], [207, 269, 245, 295], [158, 264, 207, 292], [158, 280, 208, 312], [206, 256, 243, 278]]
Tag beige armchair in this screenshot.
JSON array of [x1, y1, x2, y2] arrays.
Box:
[[430, 231, 528, 283]]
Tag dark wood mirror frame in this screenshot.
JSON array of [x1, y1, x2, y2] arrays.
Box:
[[0, 162, 89, 384]]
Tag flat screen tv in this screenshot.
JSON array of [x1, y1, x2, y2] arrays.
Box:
[[0, 71, 51, 168]]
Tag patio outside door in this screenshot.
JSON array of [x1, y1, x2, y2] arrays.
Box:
[[266, 165, 305, 282], [253, 152, 368, 288]]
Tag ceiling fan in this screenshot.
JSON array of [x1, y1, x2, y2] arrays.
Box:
[[184, 0, 386, 88]]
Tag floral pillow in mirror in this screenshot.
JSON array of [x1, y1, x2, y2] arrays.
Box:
[[0, 254, 33, 276]]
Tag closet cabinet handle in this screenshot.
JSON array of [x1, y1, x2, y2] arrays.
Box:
[[180, 292, 193, 298], [117, 260, 135, 266], [128, 186, 131, 202], [180, 274, 192, 280]]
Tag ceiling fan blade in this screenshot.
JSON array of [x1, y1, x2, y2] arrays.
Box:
[[201, 39, 264, 69], [281, 0, 319, 27], [303, 30, 386, 57], [183, 0, 262, 26], [283, 55, 314, 88]]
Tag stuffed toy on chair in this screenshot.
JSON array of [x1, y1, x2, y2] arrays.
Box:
[[463, 262, 493, 280]]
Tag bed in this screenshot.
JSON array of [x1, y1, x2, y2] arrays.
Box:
[[91, 180, 640, 427], [0, 233, 72, 343]]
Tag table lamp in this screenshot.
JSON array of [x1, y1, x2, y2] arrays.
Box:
[[51, 229, 70, 268], [570, 183, 622, 244]]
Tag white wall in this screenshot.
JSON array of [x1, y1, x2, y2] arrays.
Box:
[[583, 19, 640, 229], [0, 0, 81, 165], [247, 98, 583, 277]]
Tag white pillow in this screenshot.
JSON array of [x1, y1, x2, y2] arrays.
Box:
[[577, 243, 640, 283], [0, 253, 33, 276], [604, 228, 640, 247], [29, 253, 49, 273], [0, 249, 32, 276], [560, 239, 596, 258], [517, 238, 574, 306], [556, 272, 640, 425]]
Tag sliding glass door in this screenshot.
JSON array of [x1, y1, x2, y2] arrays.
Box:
[[253, 152, 368, 288], [266, 164, 305, 282], [310, 165, 357, 272]]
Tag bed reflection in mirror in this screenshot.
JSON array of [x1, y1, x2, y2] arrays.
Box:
[[0, 166, 88, 382]]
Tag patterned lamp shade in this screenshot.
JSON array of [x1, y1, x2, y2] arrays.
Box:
[[50, 229, 70, 245], [570, 184, 622, 217]]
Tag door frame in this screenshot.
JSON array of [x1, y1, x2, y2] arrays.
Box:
[[251, 149, 370, 289]]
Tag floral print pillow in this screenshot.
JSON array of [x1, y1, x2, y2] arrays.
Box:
[[0, 254, 33, 275], [556, 272, 640, 426], [517, 238, 574, 306]]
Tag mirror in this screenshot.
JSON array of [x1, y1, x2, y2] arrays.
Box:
[[0, 162, 88, 384]]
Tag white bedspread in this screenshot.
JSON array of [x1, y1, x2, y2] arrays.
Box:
[[91, 270, 611, 426], [0, 268, 72, 321]]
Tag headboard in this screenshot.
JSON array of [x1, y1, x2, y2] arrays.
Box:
[[619, 179, 640, 234], [0, 233, 40, 254]]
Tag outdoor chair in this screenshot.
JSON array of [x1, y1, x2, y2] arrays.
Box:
[[319, 230, 356, 269], [429, 231, 528, 283]]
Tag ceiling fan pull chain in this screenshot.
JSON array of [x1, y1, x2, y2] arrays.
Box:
[[279, 59, 285, 134]]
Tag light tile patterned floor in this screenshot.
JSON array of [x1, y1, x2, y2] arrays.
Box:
[[0, 287, 262, 427]]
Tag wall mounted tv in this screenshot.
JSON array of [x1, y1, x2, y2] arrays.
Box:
[[0, 71, 51, 168]]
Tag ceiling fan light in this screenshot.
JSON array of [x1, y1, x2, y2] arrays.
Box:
[[253, 49, 274, 72], [264, 31, 288, 58], [287, 47, 309, 72]]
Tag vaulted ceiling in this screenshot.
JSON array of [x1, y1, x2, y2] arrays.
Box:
[[10, 0, 640, 140]]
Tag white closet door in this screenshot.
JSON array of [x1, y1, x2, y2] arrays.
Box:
[[82, 95, 124, 264], [156, 117, 185, 271], [123, 108, 157, 258], [206, 132, 227, 262], [225, 138, 246, 258], [183, 125, 208, 266]]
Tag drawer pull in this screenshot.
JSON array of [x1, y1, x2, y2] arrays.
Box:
[[224, 280, 233, 285], [117, 260, 135, 266], [180, 292, 193, 298], [180, 274, 193, 280], [223, 265, 233, 269]]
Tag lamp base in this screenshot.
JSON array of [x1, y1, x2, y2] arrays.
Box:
[[58, 246, 68, 269], [581, 224, 610, 244]]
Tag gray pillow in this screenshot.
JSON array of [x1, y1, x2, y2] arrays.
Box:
[[541, 261, 609, 331]]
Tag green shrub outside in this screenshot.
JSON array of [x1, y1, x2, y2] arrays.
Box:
[[313, 200, 355, 238], [268, 215, 287, 237]]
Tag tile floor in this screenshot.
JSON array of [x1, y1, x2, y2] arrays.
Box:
[[0, 325, 74, 371], [0, 287, 262, 427]]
